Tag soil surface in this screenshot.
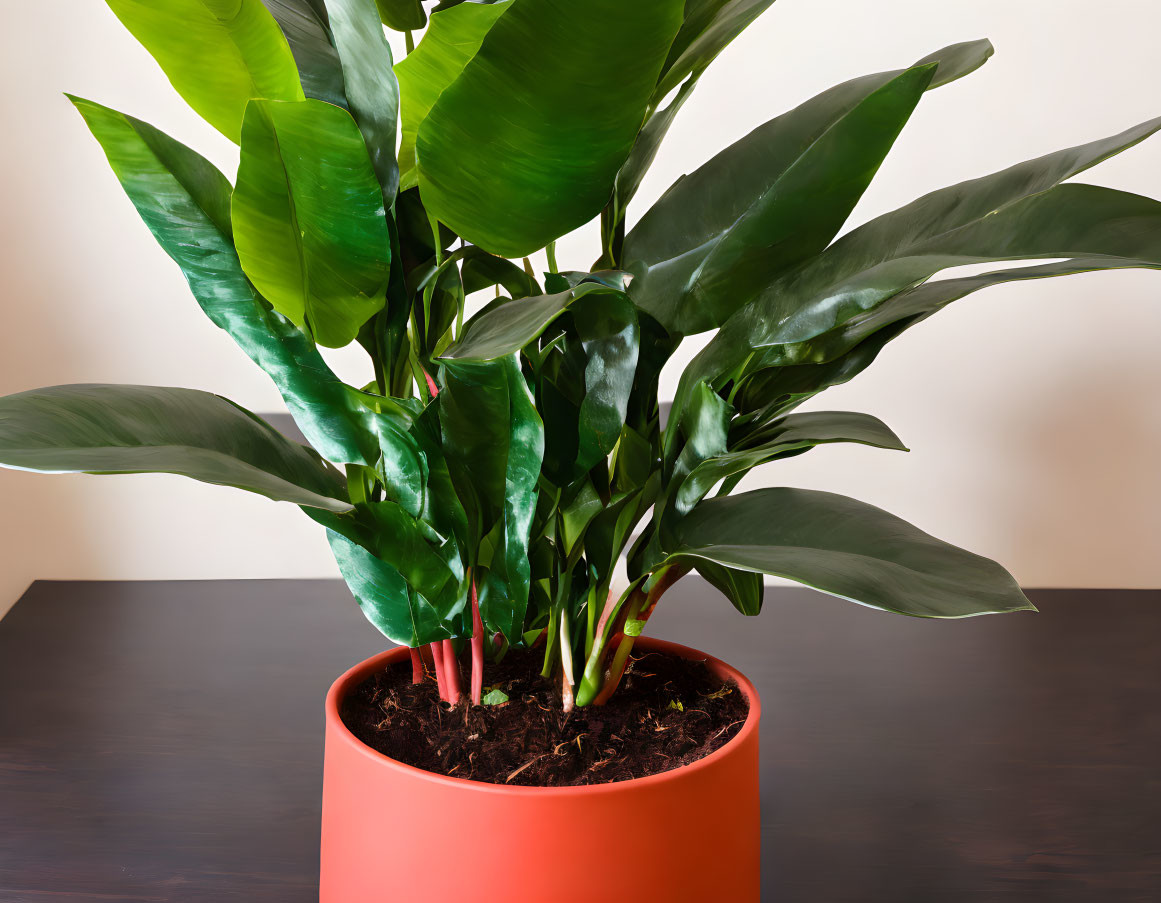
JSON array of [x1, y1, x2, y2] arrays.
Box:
[[340, 647, 750, 786]]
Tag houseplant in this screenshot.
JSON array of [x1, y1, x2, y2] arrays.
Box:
[[3, 0, 1161, 897]]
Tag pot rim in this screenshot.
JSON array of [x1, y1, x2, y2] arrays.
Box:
[[325, 635, 761, 796]]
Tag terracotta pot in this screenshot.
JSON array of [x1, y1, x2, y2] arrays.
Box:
[[319, 636, 761, 902]]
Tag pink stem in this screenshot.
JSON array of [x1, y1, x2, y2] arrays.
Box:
[[428, 641, 449, 702], [442, 639, 462, 705], [409, 648, 424, 685], [470, 574, 484, 706]]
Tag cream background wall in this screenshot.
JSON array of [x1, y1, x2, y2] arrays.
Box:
[[2, 0, 1160, 616]]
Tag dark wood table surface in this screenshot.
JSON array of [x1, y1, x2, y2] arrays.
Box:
[[0, 580, 1158, 902]]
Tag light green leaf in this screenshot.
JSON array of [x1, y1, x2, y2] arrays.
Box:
[[104, 0, 304, 142], [68, 95, 379, 466], [481, 687, 510, 705], [0, 384, 351, 512], [233, 98, 391, 348], [417, 0, 685, 257], [669, 487, 1035, 618], [394, 1, 510, 191]]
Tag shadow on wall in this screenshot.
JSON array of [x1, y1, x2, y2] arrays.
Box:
[[990, 348, 1161, 588]]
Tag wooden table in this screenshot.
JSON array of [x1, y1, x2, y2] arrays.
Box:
[[0, 580, 1158, 902]]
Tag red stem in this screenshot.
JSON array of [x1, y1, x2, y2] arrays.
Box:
[[442, 639, 462, 705], [429, 641, 448, 702], [409, 648, 424, 685], [422, 367, 439, 399], [469, 573, 484, 706]]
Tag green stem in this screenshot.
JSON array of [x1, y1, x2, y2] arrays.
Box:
[[546, 240, 559, 274], [404, 30, 415, 54]]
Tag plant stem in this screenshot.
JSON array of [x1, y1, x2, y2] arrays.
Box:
[[409, 647, 424, 685], [429, 641, 449, 702], [442, 639, 462, 705], [559, 609, 575, 713], [469, 572, 484, 706], [591, 565, 689, 706], [404, 30, 415, 54], [546, 240, 558, 274]]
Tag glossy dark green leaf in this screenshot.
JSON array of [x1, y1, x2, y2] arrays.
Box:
[[655, 0, 777, 101], [441, 283, 619, 361], [233, 98, 391, 348], [669, 487, 1035, 618], [375, 0, 425, 30], [324, 0, 401, 202], [461, 250, 541, 299], [626, 42, 995, 335], [615, 74, 700, 212], [573, 292, 640, 472], [695, 560, 763, 615], [394, 1, 510, 191], [417, 0, 685, 257], [670, 117, 1161, 461], [0, 384, 350, 512], [327, 529, 456, 646], [262, 0, 348, 107], [69, 96, 379, 465], [104, 0, 304, 142], [677, 410, 906, 513], [438, 356, 544, 641]]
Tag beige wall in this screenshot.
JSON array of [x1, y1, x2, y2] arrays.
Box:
[[3, 0, 1160, 615]]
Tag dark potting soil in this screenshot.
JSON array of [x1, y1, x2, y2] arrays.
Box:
[[340, 647, 750, 787]]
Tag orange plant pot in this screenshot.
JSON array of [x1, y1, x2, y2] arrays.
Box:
[[319, 636, 761, 902]]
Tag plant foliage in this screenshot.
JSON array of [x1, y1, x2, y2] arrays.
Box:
[[4, 0, 1160, 707]]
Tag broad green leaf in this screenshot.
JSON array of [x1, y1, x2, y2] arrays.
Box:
[[737, 251, 1161, 425], [440, 283, 619, 361], [104, 0, 304, 142], [0, 384, 350, 512], [233, 98, 391, 348], [669, 487, 1035, 618], [324, 0, 401, 202], [573, 292, 640, 472], [669, 117, 1161, 462], [655, 0, 777, 101], [626, 42, 995, 335], [69, 96, 378, 465], [695, 560, 763, 615], [438, 356, 544, 641], [262, 0, 348, 107], [417, 0, 685, 257], [394, 1, 510, 191], [327, 529, 455, 646], [676, 410, 907, 513], [375, 0, 425, 30]]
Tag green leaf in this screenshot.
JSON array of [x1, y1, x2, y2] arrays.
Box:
[[0, 384, 350, 512], [438, 356, 545, 641], [68, 96, 379, 466], [573, 292, 640, 473], [481, 687, 510, 705], [626, 42, 995, 335], [695, 560, 763, 616], [670, 116, 1161, 462], [324, 0, 401, 202], [233, 98, 391, 348], [615, 74, 700, 213], [104, 0, 304, 142], [669, 487, 1035, 618], [262, 0, 348, 107], [676, 410, 907, 513], [394, 1, 510, 192], [655, 0, 776, 101], [375, 0, 425, 30], [440, 283, 619, 361], [327, 529, 456, 646], [417, 0, 685, 257]]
